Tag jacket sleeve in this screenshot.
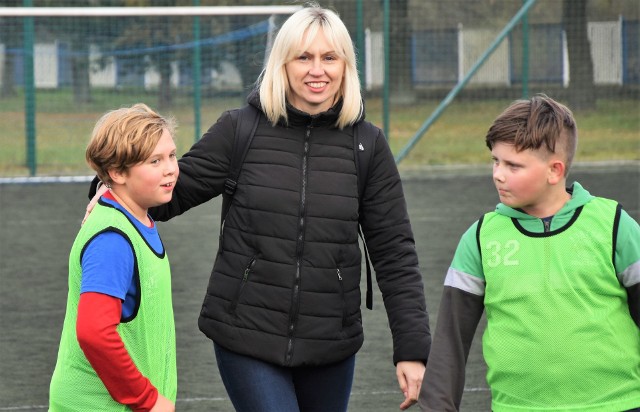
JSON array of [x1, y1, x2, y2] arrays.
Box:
[[418, 286, 484, 412], [147, 110, 236, 221], [359, 128, 431, 364]]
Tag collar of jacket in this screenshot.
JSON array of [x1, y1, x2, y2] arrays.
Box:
[[284, 100, 343, 128], [246, 89, 343, 128]]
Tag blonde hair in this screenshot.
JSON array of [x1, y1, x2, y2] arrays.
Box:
[[258, 3, 362, 129], [86, 103, 176, 185], [485, 94, 578, 175]]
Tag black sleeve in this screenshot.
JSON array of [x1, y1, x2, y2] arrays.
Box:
[[147, 110, 236, 221], [627, 283, 640, 328], [359, 130, 431, 364], [87, 111, 236, 219], [418, 286, 484, 412], [88, 176, 100, 199]]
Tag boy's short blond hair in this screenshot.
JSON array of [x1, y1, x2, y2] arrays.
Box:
[[485, 94, 578, 175], [86, 103, 176, 185]]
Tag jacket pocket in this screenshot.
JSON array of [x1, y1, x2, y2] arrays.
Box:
[[229, 256, 257, 315]]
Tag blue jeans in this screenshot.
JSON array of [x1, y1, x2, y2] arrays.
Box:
[[214, 342, 355, 412]]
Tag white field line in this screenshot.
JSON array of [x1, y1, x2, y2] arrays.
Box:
[[0, 387, 490, 410]]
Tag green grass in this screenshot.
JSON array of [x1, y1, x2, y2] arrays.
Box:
[[365, 98, 640, 166], [1, 90, 638, 177]]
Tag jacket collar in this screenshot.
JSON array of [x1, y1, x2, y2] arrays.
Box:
[[247, 89, 342, 128], [284, 100, 342, 128]]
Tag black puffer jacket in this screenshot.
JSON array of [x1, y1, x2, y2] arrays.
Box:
[[151, 93, 431, 367]]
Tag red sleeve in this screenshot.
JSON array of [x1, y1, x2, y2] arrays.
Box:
[[76, 292, 158, 412]]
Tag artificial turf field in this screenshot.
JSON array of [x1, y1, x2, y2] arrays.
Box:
[[1, 162, 638, 411]]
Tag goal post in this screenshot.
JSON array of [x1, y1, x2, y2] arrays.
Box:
[[0, 5, 302, 17]]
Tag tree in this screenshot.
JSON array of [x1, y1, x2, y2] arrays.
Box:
[[37, 0, 127, 104], [69, 35, 92, 104], [149, 0, 176, 109], [227, 14, 272, 100], [563, 0, 596, 110], [0, 0, 23, 98], [389, 0, 415, 105]]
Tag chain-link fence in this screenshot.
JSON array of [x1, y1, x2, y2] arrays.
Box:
[[0, 0, 638, 177]]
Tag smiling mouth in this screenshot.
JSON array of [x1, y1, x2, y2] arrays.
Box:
[[307, 82, 327, 88], [161, 182, 174, 188]]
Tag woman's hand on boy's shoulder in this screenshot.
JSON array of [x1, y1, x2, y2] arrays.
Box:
[[82, 183, 108, 225]]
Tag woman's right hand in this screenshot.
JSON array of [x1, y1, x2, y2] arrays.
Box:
[[82, 183, 108, 225]]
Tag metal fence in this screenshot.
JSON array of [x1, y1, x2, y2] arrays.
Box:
[[0, 0, 638, 177]]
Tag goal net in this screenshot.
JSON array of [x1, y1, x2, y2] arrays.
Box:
[[0, 5, 300, 178]]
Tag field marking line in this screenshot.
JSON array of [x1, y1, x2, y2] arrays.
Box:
[[0, 387, 491, 410]]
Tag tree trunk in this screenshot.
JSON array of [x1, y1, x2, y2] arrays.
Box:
[[1, 51, 17, 98], [563, 0, 596, 110], [157, 58, 173, 109], [149, 0, 174, 109], [0, 17, 18, 98], [71, 40, 92, 105], [389, 0, 416, 105], [230, 14, 264, 100]]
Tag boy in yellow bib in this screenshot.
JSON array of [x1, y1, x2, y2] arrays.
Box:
[[419, 95, 640, 411]]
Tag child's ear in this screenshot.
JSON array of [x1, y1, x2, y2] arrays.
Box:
[[108, 168, 126, 185], [548, 159, 566, 185]]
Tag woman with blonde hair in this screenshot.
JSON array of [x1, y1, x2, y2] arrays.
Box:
[[87, 4, 431, 411]]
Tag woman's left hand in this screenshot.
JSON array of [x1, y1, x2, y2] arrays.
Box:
[[396, 360, 425, 410], [82, 183, 108, 225]]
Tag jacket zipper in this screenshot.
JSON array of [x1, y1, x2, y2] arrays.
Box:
[[229, 257, 256, 314], [285, 125, 311, 364], [337, 268, 347, 328]]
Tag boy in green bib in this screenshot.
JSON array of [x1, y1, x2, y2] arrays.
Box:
[[419, 95, 640, 412], [49, 104, 179, 411]]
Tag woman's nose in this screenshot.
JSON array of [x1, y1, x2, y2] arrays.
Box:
[[309, 60, 324, 76]]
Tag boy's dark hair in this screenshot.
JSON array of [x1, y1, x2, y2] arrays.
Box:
[[485, 94, 578, 174]]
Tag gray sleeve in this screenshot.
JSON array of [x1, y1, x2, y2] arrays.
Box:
[[418, 286, 484, 412]]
